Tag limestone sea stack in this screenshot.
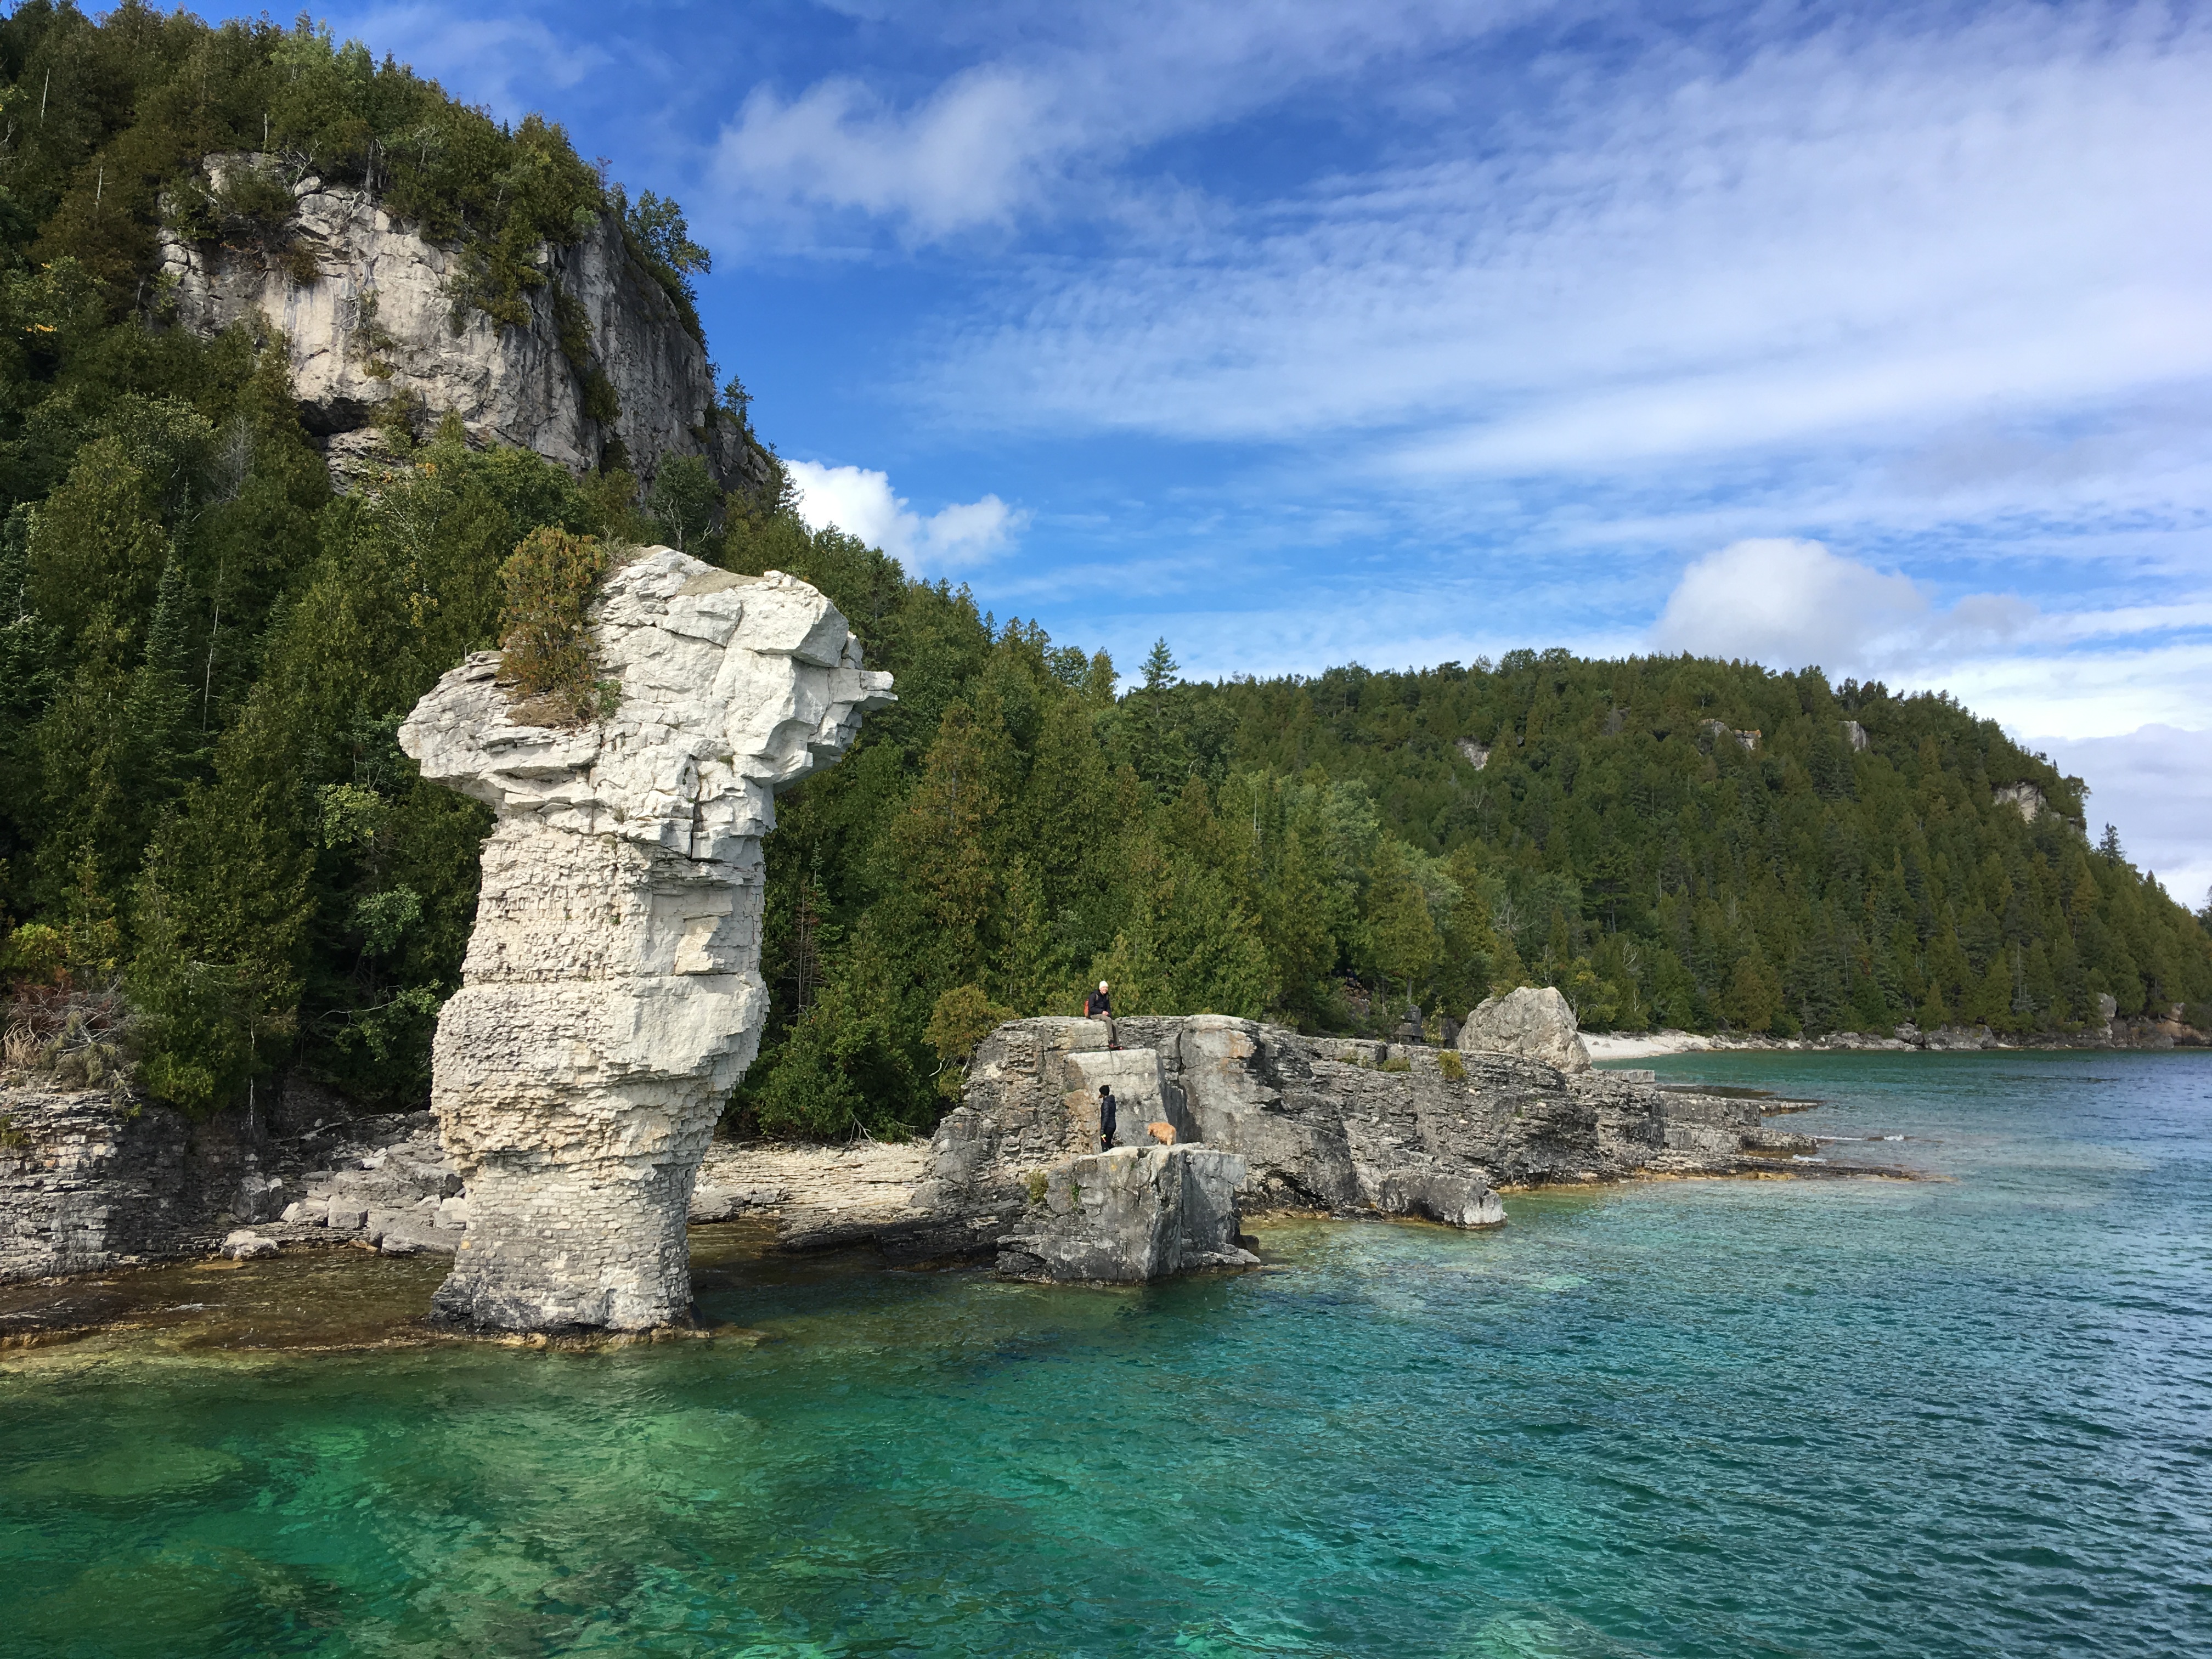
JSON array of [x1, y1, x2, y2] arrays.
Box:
[[398, 548, 893, 1331]]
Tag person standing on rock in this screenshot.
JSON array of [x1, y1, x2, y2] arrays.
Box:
[[1085, 980, 1119, 1049], [1097, 1085, 1119, 1153]]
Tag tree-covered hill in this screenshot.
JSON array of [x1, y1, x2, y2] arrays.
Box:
[[725, 544, 2212, 1137], [3, 4, 2206, 1141]]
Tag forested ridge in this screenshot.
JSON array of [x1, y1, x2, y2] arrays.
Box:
[[4, 4, 2208, 1141]]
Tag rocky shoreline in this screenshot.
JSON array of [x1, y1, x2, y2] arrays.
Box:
[[1585, 1007, 2209, 1062], [2, 1009, 1873, 1295]]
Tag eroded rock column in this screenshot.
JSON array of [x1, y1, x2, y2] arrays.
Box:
[[399, 549, 892, 1330]]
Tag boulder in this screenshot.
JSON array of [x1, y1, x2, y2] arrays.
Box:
[[399, 550, 891, 1331], [1458, 987, 1592, 1074], [996, 1146, 1259, 1283], [222, 1229, 277, 1260]]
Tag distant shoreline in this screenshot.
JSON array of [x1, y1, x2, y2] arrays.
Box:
[[1585, 1024, 2206, 1062]]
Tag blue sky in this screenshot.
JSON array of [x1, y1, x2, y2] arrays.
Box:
[[297, 0, 2211, 899]]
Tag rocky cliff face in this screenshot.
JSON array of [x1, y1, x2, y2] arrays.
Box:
[[397, 548, 892, 1331], [996, 1145, 1257, 1284], [157, 154, 767, 490]]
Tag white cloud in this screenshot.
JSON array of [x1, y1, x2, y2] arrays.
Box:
[[924, 4, 2212, 513], [337, 6, 607, 114], [708, 1, 1550, 241], [786, 460, 1023, 573], [1650, 538, 1935, 669], [1921, 644, 2212, 744], [717, 70, 1058, 236]]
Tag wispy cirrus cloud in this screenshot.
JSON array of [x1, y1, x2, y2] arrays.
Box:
[[926, 6, 2212, 484], [707, 0, 1554, 242], [328, 4, 612, 112]]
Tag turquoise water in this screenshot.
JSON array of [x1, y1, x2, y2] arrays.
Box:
[[4, 1051, 2208, 1657]]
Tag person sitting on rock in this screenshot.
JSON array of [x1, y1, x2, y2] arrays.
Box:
[[1097, 1084, 1119, 1152], [1085, 980, 1119, 1048]]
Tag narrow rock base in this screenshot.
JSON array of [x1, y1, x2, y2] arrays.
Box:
[[429, 1152, 705, 1332]]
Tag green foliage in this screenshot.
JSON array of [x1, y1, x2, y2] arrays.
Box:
[[496, 526, 608, 724], [0, 7, 602, 329], [644, 454, 720, 552], [925, 983, 1011, 1101], [616, 185, 709, 346], [727, 577, 2212, 1135]]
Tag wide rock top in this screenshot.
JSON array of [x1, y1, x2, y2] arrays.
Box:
[[399, 548, 894, 864]]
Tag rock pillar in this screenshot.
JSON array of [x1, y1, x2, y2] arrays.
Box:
[[398, 549, 892, 1330]]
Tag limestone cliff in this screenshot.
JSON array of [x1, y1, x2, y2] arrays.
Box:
[[156, 153, 767, 490], [397, 548, 892, 1330]]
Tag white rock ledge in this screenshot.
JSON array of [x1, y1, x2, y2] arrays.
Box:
[[399, 548, 892, 1330]]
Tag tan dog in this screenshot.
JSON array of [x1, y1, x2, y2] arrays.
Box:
[[1146, 1121, 1177, 1146]]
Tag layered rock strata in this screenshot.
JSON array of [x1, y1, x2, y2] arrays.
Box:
[[397, 548, 891, 1331], [157, 153, 766, 491], [0, 1077, 455, 1284], [996, 1146, 1259, 1283]]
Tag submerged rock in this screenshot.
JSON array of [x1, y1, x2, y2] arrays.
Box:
[[1458, 987, 1592, 1074], [398, 549, 891, 1331]]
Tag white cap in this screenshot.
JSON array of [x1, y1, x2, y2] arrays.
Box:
[[1099, 981, 1110, 992]]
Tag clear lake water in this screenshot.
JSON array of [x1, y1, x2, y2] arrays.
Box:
[[2, 1048, 2208, 1656]]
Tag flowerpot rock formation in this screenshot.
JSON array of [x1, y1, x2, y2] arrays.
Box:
[[398, 548, 892, 1331]]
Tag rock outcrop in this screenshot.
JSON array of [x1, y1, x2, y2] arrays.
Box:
[[1, 1084, 219, 1282], [0, 1075, 462, 1283], [157, 153, 766, 491], [764, 1014, 1851, 1271], [996, 1146, 1258, 1283], [1458, 987, 1592, 1074], [397, 548, 891, 1331]]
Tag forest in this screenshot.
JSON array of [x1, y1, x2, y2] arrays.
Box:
[[4, 2, 2209, 1140]]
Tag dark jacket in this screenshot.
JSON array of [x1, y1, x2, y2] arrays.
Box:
[[1085, 989, 1113, 1018], [1098, 1090, 1118, 1141]]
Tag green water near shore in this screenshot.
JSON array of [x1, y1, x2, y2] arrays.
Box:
[[4, 1049, 2208, 1656]]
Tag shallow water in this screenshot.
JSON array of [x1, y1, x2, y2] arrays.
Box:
[[4, 1050, 2208, 1657]]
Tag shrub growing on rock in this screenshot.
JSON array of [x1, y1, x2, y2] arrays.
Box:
[[498, 527, 611, 725]]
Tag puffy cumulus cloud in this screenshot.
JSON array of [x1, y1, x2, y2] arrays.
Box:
[[1649, 538, 1928, 669], [787, 461, 1023, 573]]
